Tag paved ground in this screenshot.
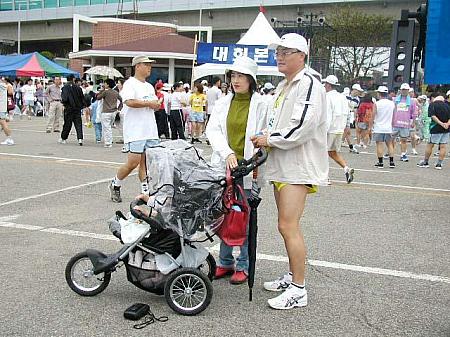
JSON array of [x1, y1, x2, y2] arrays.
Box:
[[0, 117, 449, 337]]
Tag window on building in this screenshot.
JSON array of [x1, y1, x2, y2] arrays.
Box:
[[29, 0, 42, 9], [44, 0, 56, 7], [0, 0, 14, 10], [149, 67, 168, 85], [14, 0, 27, 9], [59, 0, 73, 6], [175, 68, 192, 84]]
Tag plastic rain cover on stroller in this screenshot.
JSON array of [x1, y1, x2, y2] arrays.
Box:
[[145, 140, 225, 238]]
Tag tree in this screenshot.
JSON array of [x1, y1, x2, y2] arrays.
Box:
[[41, 50, 55, 60], [326, 6, 393, 85]]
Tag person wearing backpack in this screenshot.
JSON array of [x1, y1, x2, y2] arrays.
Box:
[[206, 56, 267, 284]]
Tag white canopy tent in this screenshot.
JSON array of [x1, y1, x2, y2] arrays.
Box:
[[193, 12, 321, 80]]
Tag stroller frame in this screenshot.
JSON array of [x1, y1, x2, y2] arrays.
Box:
[[65, 146, 267, 316]]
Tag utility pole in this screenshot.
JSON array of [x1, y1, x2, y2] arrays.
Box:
[[17, 4, 22, 54], [17, 20, 21, 54]]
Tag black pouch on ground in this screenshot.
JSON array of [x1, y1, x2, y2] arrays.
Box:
[[124, 303, 150, 320]]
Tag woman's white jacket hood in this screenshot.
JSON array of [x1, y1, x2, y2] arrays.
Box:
[[205, 92, 267, 189]]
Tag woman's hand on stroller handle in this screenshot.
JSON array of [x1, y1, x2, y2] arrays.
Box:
[[231, 148, 268, 179], [226, 153, 238, 170]]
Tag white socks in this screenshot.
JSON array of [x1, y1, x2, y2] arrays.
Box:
[[112, 176, 123, 187], [141, 182, 149, 195]]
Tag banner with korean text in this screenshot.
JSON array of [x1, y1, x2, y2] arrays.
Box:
[[197, 42, 277, 67]]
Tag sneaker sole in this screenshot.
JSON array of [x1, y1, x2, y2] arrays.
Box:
[[214, 270, 234, 280], [435, 167, 442, 170], [230, 278, 248, 285]]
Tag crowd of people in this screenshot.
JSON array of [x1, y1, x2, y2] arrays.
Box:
[[322, 79, 450, 171]]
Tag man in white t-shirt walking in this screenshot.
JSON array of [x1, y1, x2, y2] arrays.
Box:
[[373, 86, 396, 168], [205, 77, 221, 124], [109, 56, 162, 203], [323, 75, 354, 183]]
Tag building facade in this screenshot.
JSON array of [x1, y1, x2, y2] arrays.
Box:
[[0, 0, 423, 56]]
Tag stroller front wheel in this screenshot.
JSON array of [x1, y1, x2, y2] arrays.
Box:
[[164, 267, 213, 316], [65, 252, 111, 296]]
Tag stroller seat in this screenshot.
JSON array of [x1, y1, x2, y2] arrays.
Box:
[[141, 228, 181, 258]]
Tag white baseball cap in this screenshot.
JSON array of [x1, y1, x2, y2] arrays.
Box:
[[131, 55, 155, 66], [201, 80, 208, 85], [162, 83, 172, 91], [400, 83, 410, 90], [323, 75, 339, 86], [225, 56, 258, 83], [446, 90, 450, 97], [264, 82, 275, 90], [183, 83, 190, 89], [376, 85, 389, 93], [268, 33, 309, 55], [418, 95, 427, 100], [352, 83, 363, 92]]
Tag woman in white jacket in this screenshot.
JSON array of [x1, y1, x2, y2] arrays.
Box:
[[206, 56, 267, 285]]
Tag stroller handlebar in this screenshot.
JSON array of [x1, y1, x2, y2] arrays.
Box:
[[231, 148, 268, 180], [129, 199, 163, 230]]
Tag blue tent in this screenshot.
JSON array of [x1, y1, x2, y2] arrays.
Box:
[[0, 52, 79, 77]]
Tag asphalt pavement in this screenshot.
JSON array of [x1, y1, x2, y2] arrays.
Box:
[[0, 117, 449, 337]]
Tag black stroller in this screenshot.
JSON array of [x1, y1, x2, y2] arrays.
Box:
[[65, 140, 267, 316]]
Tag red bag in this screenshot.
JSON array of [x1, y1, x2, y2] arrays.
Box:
[[217, 169, 249, 247]]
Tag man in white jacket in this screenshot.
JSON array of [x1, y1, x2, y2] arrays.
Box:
[[323, 75, 354, 183], [252, 33, 329, 310]]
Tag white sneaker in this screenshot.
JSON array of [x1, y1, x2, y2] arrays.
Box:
[[1, 138, 14, 145], [412, 149, 418, 155], [104, 143, 112, 148], [58, 138, 66, 144], [268, 284, 307, 310], [263, 273, 292, 292]]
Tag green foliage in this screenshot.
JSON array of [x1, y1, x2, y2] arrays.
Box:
[[323, 5, 393, 85], [329, 5, 392, 47], [40, 50, 55, 60]]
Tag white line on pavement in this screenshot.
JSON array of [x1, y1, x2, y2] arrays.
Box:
[[1, 219, 449, 284], [0, 152, 123, 165], [208, 243, 450, 284], [0, 177, 113, 207], [329, 166, 399, 174], [331, 180, 450, 193], [0, 214, 21, 222]]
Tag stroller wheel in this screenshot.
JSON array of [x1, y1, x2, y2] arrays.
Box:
[[164, 267, 213, 316], [65, 252, 111, 296], [198, 253, 216, 281]]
